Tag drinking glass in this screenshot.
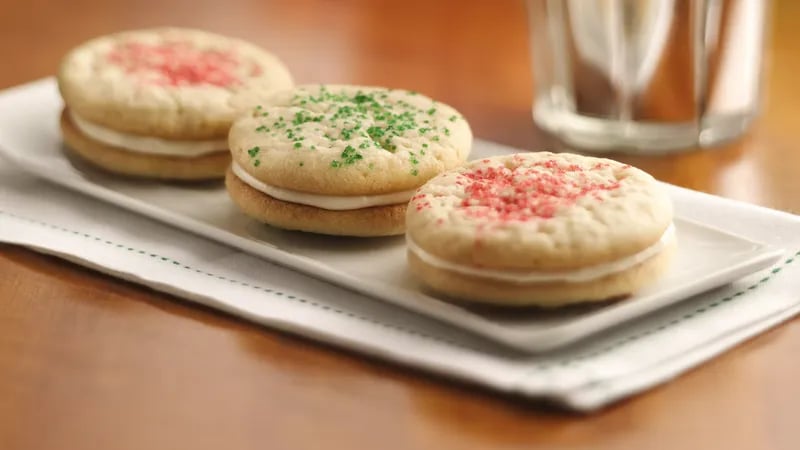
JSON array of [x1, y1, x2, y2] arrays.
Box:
[[527, 0, 770, 153]]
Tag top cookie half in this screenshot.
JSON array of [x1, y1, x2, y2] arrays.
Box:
[[406, 152, 674, 271], [58, 28, 294, 139], [229, 85, 472, 195]]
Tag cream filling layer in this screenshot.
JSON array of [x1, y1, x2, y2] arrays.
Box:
[[231, 161, 417, 211], [407, 223, 675, 283], [70, 111, 227, 157]]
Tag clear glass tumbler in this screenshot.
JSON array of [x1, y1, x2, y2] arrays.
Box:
[[527, 0, 770, 153]]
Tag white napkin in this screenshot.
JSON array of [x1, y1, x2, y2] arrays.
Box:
[[1, 153, 799, 411]]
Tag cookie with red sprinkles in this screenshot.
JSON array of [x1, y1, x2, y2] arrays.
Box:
[[406, 152, 676, 307], [57, 27, 293, 180]]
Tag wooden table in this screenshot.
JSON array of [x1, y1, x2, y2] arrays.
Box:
[[1, 1, 799, 448]]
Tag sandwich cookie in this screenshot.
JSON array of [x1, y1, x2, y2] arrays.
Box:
[[226, 85, 472, 236], [406, 152, 676, 307], [58, 27, 293, 180]]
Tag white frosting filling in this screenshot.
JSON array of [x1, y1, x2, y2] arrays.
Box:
[[70, 111, 227, 157], [231, 161, 416, 210], [407, 224, 675, 283]]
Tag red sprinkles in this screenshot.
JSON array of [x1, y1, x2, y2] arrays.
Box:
[[412, 193, 432, 211], [107, 41, 253, 87], [458, 160, 622, 221]]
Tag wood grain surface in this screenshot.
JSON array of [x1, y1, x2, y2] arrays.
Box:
[[1, 1, 799, 449]]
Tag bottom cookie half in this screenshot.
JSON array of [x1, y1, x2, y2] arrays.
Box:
[[225, 168, 407, 237], [407, 241, 676, 307], [60, 109, 230, 181]]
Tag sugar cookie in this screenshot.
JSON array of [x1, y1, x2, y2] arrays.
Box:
[[58, 27, 293, 180], [226, 85, 472, 236], [406, 152, 675, 306]]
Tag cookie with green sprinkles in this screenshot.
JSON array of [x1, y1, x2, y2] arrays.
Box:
[[225, 84, 472, 236]]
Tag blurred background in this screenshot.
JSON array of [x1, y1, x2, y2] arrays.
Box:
[[0, 0, 535, 146], [0, 0, 798, 210]]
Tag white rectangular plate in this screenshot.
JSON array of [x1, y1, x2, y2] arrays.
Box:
[[0, 79, 784, 353]]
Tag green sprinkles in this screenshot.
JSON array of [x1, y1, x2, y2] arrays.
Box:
[[367, 125, 385, 138], [254, 160, 261, 167], [329, 145, 364, 168], [247, 146, 260, 157], [270, 86, 457, 173], [341, 145, 363, 164], [292, 111, 324, 126]]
